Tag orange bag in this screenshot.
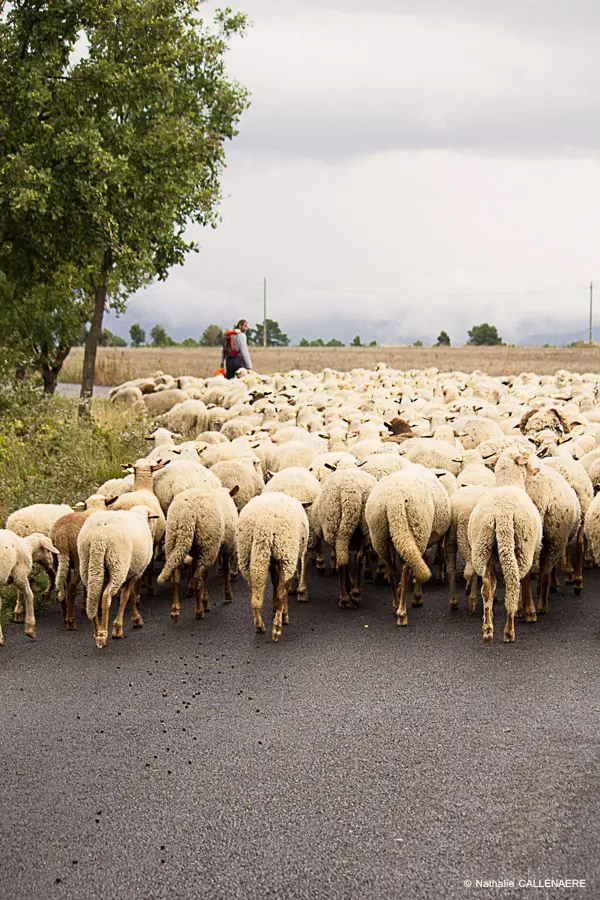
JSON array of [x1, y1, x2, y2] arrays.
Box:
[[214, 367, 226, 377]]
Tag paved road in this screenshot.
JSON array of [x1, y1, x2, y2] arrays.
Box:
[[1, 563, 598, 900], [57, 383, 112, 398]]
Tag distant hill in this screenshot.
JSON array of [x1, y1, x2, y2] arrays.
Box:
[[515, 325, 600, 347]]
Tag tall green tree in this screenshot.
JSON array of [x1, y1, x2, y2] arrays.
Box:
[[436, 330, 451, 346], [199, 324, 224, 347], [150, 325, 172, 348], [129, 323, 146, 347], [0, 1, 249, 407], [326, 338, 344, 346], [467, 323, 503, 346], [350, 335, 362, 346], [248, 319, 290, 347]]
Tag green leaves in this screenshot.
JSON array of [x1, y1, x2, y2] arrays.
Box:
[[0, 0, 249, 389]]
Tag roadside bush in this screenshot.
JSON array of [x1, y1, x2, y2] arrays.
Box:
[[0, 382, 150, 624]]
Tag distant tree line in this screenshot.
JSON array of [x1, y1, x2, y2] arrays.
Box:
[[87, 320, 505, 348]]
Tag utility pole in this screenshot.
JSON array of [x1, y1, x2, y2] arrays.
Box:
[[263, 277, 267, 349], [590, 282, 594, 345]]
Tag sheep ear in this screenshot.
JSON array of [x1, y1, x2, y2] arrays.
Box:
[[148, 513, 160, 520], [355, 459, 367, 467], [266, 471, 275, 479], [302, 501, 313, 509], [485, 454, 499, 466], [151, 459, 170, 473], [121, 463, 133, 471], [105, 496, 119, 506], [384, 421, 392, 430], [514, 454, 529, 465], [72, 501, 85, 510], [144, 434, 155, 440], [453, 455, 464, 463], [434, 470, 446, 478], [324, 462, 337, 471], [229, 485, 240, 498]]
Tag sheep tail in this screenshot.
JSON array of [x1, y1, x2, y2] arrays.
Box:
[[390, 500, 432, 583], [495, 509, 520, 615], [249, 532, 272, 610], [86, 543, 108, 619], [157, 513, 195, 584]]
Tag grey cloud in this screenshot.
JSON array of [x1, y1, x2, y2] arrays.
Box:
[[222, 3, 600, 162]]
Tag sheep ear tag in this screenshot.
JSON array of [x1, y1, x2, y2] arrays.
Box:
[[229, 485, 240, 498]]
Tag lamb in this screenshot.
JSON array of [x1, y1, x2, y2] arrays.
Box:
[[312, 468, 377, 608], [50, 504, 110, 630], [111, 385, 143, 409], [152, 460, 221, 514], [110, 459, 169, 593], [238, 493, 309, 641], [468, 449, 543, 645], [209, 458, 264, 511], [157, 487, 239, 621], [365, 472, 435, 627], [262, 467, 322, 600], [77, 506, 156, 648], [0, 531, 59, 642], [6, 502, 71, 608]]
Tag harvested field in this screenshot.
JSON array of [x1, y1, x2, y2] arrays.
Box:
[[60, 344, 600, 385]]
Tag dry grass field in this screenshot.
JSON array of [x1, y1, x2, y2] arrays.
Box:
[[59, 345, 600, 386]]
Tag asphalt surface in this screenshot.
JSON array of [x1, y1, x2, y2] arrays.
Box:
[[1, 560, 599, 900]]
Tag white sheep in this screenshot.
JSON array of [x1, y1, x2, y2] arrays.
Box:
[[6, 502, 71, 611], [445, 485, 490, 613], [209, 458, 264, 512], [468, 449, 543, 645], [0, 531, 59, 642], [262, 467, 322, 601], [157, 487, 239, 620], [77, 506, 156, 648], [312, 468, 376, 608], [365, 472, 434, 627], [152, 460, 221, 514], [238, 493, 309, 641]]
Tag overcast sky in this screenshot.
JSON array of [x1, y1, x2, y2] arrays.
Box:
[[110, 0, 600, 345]]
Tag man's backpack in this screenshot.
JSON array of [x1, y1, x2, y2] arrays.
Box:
[[222, 329, 239, 358]]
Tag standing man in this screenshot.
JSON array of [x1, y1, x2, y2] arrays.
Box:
[[220, 318, 253, 379]]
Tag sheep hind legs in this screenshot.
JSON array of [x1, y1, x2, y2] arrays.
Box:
[[93, 583, 116, 649], [112, 578, 137, 639], [170, 568, 181, 622], [574, 525, 584, 596], [516, 573, 537, 624], [194, 567, 210, 619], [64, 570, 80, 630], [349, 542, 366, 606], [270, 564, 289, 643], [481, 564, 496, 646]]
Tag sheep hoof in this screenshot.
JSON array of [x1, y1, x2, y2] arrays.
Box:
[[0, 636, 4, 646], [482, 628, 493, 646], [524, 612, 537, 623], [224, 593, 233, 604], [338, 598, 350, 608], [195, 610, 205, 619], [468, 604, 477, 615], [66, 620, 76, 631], [254, 620, 266, 634], [25, 628, 36, 640], [171, 612, 180, 623], [396, 613, 408, 627], [95, 631, 108, 649], [111, 626, 123, 640], [271, 628, 281, 642], [282, 615, 289, 626], [583, 559, 594, 569], [230, 571, 239, 582], [503, 631, 515, 643], [412, 598, 423, 607], [132, 617, 144, 628], [535, 604, 547, 614], [316, 566, 326, 578], [564, 573, 574, 584], [297, 589, 308, 602], [13, 612, 24, 624], [449, 599, 458, 610], [574, 586, 582, 597]]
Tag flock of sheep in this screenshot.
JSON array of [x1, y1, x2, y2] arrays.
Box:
[[2, 363, 600, 649]]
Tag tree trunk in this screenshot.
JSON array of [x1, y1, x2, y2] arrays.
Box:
[[41, 364, 58, 394], [79, 274, 108, 416]]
